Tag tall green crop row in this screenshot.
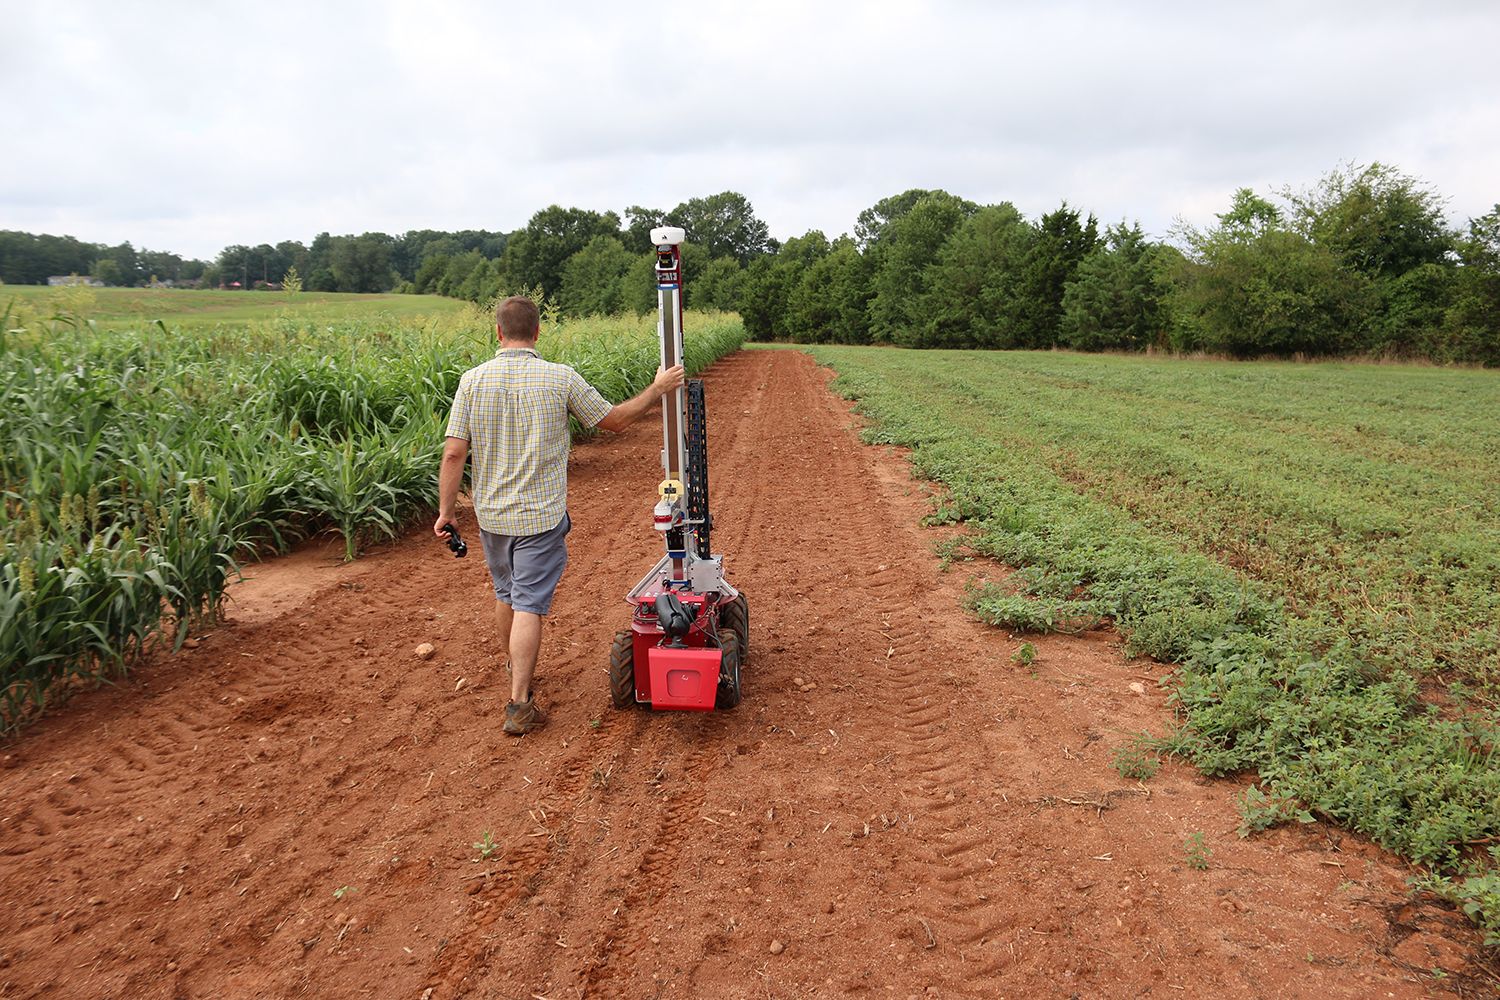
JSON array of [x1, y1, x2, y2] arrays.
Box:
[[1, 301, 745, 732]]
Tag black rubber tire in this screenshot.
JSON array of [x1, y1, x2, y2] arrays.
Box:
[[720, 593, 749, 657], [715, 629, 742, 710], [608, 630, 635, 710]]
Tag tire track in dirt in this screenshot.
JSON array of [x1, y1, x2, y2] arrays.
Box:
[[726, 349, 1020, 974], [420, 737, 603, 991], [577, 741, 723, 995]]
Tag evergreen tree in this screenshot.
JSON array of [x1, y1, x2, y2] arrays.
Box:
[[739, 232, 830, 340], [689, 256, 746, 312], [916, 203, 1030, 349], [795, 238, 876, 344], [1011, 203, 1099, 348], [1059, 222, 1169, 352], [867, 193, 976, 344]]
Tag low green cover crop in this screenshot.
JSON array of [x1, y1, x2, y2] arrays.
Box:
[[804, 344, 1500, 944]]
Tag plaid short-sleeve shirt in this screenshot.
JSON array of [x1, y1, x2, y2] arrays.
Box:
[[445, 347, 613, 536]]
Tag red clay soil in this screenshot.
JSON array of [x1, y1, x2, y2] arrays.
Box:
[[2, 349, 1496, 1000]]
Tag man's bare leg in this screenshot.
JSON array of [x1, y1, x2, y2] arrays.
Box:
[[508, 611, 543, 704], [495, 600, 543, 703], [495, 600, 513, 663]]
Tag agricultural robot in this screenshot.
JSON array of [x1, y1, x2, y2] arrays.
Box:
[[607, 226, 747, 711]]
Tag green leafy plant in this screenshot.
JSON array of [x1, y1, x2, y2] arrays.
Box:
[[1010, 642, 1036, 668], [1111, 734, 1160, 781], [472, 830, 498, 861], [333, 885, 356, 900], [1235, 784, 1315, 837], [1184, 831, 1211, 870], [1411, 845, 1500, 948]]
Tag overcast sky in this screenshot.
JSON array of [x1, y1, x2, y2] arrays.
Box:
[[3, 0, 1497, 262]]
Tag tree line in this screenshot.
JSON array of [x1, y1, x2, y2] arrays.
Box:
[[0, 228, 510, 294], [395, 192, 775, 315], [744, 164, 1498, 365], [0, 231, 208, 288], [0, 191, 776, 313], [5, 166, 1494, 364]]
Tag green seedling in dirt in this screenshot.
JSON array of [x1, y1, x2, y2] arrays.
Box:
[[1184, 831, 1211, 870], [333, 885, 356, 900], [1112, 733, 1160, 781], [473, 830, 498, 861], [1011, 643, 1036, 668]]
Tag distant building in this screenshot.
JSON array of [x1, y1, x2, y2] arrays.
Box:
[[47, 275, 105, 287]]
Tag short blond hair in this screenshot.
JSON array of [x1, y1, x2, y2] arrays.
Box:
[[496, 295, 540, 341]]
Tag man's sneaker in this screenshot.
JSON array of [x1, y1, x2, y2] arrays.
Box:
[[503, 700, 547, 735]]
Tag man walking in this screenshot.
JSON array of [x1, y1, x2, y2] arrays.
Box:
[[436, 295, 684, 734]]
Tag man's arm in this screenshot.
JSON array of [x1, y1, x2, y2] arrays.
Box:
[[594, 365, 686, 433], [434, 435, 470, 537]]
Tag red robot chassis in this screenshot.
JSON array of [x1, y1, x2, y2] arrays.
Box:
[[607, 226, 747, 712]]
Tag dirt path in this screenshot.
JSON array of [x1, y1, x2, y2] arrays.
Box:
[[1, 349, 1492, 999]]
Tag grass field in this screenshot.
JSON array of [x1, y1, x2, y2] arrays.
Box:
[[799, 344, 1500, 942], [1, 283, 471, 327]]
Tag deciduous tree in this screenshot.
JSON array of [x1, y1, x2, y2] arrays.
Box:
[[560, 235, 635, 316], [89, 257, 124, 286], [502, 206, 621, 301], [330, 233, 396, 293], [1171, 193, 1372, 357], [855, 189, 940, 250], [1281, 162, 1454, 279], [664, 192, 774, 266]]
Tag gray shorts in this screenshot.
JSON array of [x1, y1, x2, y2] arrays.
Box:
[[479, 513, 571, 615]]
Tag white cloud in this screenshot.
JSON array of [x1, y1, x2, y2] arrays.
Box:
[[2, 0, 1496, 260]]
